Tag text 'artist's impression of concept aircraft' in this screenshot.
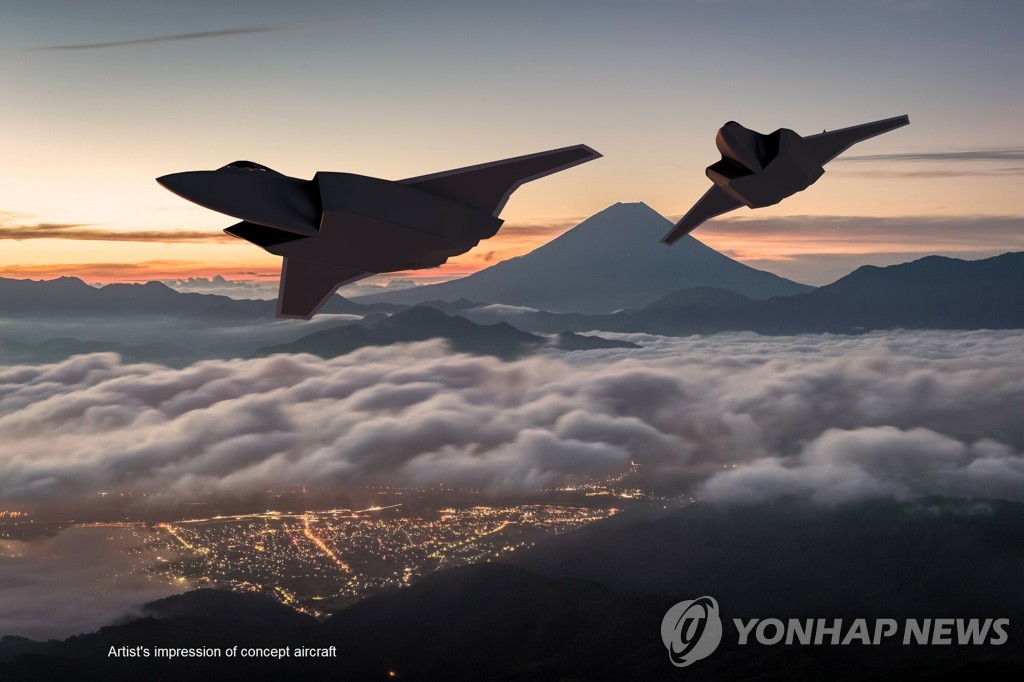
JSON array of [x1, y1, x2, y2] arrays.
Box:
[[158, 145, 601, 318], [661, 115, 910, 245]]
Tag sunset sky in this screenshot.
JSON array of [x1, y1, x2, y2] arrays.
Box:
[[1, 0, 1021, 288]]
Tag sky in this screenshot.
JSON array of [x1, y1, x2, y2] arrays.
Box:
[[1, 0, 1022, 287]]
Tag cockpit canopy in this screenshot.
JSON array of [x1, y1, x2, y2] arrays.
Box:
[[220, 160, 273, 172]]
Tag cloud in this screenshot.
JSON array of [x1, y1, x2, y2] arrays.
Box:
[[498, 219, 584, 240], [0, 212, 583, 287], [0, 261, 276, 282], [0, 222, 232, 243], [1, 330, 1023, 517], [701, 426, 1024, 506], [837, 148, 1024, 164], [161, 275, 280, 300], [1, 329, 1023, 638], [0, 528, 183, 639], [832, 169, 1024, 179], [328, 276, 422, 298], [27, 26, 296, 52], [0, 307, 367, 369], [703, 215, 1024, 243], [832, 147, 1024, 177], [470, 303, 540, 315], [462, 303, 542, 325]]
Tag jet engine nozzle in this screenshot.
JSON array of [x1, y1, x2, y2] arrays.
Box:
[[715, 123, 767, 173]]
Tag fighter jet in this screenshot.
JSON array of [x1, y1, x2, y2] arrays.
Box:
[[661, 115, 910, 245], [158, 145, 601, 318]]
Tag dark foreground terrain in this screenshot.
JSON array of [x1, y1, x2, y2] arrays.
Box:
[[3, 497, 1023, 681]]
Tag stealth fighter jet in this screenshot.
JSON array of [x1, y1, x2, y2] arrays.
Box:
[[662, 115, 910, 245], [158, 145, 601, 318]]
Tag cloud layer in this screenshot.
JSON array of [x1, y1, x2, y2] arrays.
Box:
[[1, 330, 1023, 515]]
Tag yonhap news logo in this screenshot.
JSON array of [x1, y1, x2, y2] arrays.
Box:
[[661, 596, 1010, 669], [660, 596, 723, 667]]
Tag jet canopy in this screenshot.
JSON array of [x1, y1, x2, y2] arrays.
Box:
[[220, 160, 274, 172]]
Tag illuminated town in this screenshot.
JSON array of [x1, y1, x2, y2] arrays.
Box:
[[2, 463, 661, 617], [0, 462, 673, 618], [124, 503, 610, 616]]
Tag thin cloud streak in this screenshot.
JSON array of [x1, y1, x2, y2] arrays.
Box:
[[498, 219, 584, 240], [832, 168, 1024, 178], [0, 218, 579, 247], [0, 261, 279, 283], [0, 223, 233, 243], [837, 147, 1024, 163], [27, 26, 295, 52], [702, 215, 1024, 242]]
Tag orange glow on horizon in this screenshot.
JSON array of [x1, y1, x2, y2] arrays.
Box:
[[0, 260, 281, 284], [0, 218, 584, 284], [2, 211, 1020, 286]]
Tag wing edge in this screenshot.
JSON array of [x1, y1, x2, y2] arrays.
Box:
[[802, 114, 911, 165], [662, 185, 743, 245], [399, 144, 602, 216]]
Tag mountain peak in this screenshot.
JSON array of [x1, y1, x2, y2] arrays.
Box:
[[601, 200, 657, 213], [355, 204, 811, 313], [50, 276, 91, 286], [100, 280, 175, 292]]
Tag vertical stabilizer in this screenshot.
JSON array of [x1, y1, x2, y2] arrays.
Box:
[[277, 258, 371, 319]]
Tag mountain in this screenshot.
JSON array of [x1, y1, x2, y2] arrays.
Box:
[[475, 252, 1024, 336], [0, 277, 396, 319], [642, 286, 750, 311], [338, 498, 1024, 680], [658, 251, 1024, 335], [323, 563, 671, 681], [140, 588, 316, 630], [0, 278, 240, 317], [514, 497, 1024, 617], [254, 306, 638, 359], [0, 338, 197, 367], [789, 251, 1024, 331], [4, 251, 1019, 367], [354, 202, 812, 313], [0, 590, 324, 680]]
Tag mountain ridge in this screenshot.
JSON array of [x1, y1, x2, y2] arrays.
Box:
[[0, 277, 393, 318], [254, 305, 638, 359], [471, 251, 1024, 336]]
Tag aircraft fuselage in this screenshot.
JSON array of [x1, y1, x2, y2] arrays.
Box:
[[157, 145, 601, 318], [705, 123, 824, 208]]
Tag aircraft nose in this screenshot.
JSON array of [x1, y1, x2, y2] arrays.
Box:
[[156, 171, 211, 201], [156, 168, 320, 235]]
